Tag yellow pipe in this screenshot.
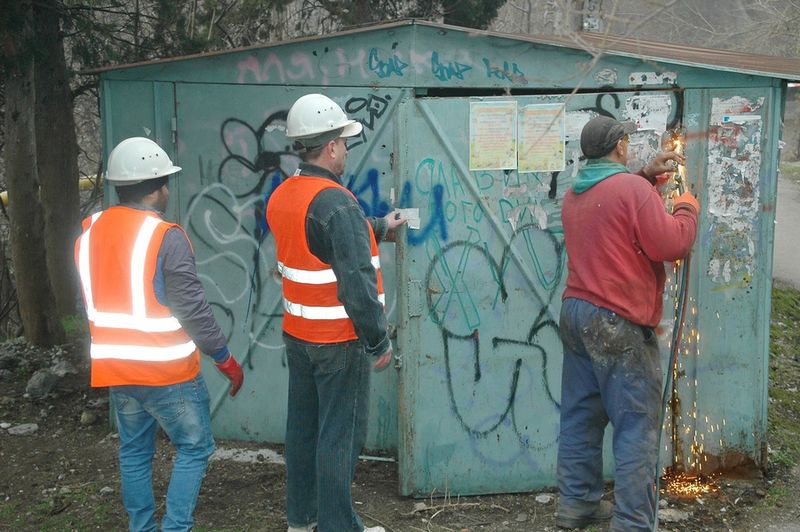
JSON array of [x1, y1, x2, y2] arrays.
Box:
[[0, 175, 101, 206]]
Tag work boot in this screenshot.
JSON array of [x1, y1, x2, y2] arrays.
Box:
[[555, 500, 613, 529]]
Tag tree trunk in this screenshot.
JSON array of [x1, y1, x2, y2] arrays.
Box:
[[3, 0, 59, 345], [33, 0, 81, 334]]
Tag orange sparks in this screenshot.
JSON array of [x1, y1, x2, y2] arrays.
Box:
[[662, 472, 719, 499]]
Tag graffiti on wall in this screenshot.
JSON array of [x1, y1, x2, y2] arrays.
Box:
[[368, 47, 409, 78], [235, 42, 530, 86], [408, 92, 684, 466], [426, 228, 565, 458], [344, 93, 393, 150], [178, 85, 687, 466], [406, 147, 567, 464], [184, 94, 399, 366]]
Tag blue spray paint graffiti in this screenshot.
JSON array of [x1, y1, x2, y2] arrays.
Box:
[[368, 48, 408, 78], [431, 51, 472, 81], [399, 181, 448, 246]]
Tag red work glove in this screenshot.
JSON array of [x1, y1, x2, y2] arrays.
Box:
[[215, 353, 244, 396], [654, 174, 670, 188], [373, 346, 392, 371], [673, 190, 699, 214]]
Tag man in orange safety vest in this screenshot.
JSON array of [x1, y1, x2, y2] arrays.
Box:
[[267, 93, 406, 532], [75, 137, 244, 531]]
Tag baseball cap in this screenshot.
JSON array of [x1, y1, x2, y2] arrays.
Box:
[[580, 116, 637, 158]]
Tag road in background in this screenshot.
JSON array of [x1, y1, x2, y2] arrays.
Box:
[[773, 175, 800, 289]]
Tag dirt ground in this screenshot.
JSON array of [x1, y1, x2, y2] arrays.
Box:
[[1, 294, 800, 532]]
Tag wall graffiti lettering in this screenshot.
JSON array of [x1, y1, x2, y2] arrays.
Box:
[[233, 41, 537, 87], [236, 52, 315, 84], [431, 51, 472, 81], [482, 58, 528, 84], [368, 47, 408, 78]]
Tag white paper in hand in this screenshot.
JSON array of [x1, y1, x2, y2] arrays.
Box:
[[396, 208, 420, 230]]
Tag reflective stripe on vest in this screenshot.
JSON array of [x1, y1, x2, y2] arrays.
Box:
[[76, 210, 197, 369], [284, 293, 386, 320], [90, 340, 197, 361], [266, 174, 384, 343], [277, 256, 381, 285]]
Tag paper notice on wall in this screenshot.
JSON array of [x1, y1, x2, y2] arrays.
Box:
[[709, 95, 764, 125], [469, 100, 517, 170], [705, 96, 763, 286], [518, 103, 565, 173], [565, 111, 593, 141], [623, 94, 671, 132]]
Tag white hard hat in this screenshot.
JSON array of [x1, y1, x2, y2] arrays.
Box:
[[105, 137, 182, 184], [286, 93, 363, 140]]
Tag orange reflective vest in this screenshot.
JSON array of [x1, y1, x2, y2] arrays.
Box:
[[266, 175, 384, 343], [74, 206, 200, 387]]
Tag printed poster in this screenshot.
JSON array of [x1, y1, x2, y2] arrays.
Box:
[[518, 103, 566, 173], [469, 100, 517, 170]]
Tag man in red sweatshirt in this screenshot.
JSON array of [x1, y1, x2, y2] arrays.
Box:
[[556, 116, 699, 531]]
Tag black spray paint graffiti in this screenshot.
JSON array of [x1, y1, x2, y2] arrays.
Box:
[[344, 93, 392, 150], [426, 224, 564, 451], [428, 91, 682, 452], [218, 110, 295, 198], [187, 110, 300, 370]]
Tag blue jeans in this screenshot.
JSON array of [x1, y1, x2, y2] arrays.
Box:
[[284, 334, 371, 532], [110, 375, 215, 532], [557, 298, 662, 531]]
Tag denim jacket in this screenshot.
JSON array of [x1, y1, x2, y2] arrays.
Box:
[[297, 162, 390, 358]]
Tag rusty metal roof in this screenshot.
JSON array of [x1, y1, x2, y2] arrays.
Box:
[[87, 19, 800, 81], [517, 29, 800, 81]]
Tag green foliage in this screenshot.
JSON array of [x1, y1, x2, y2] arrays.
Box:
[[780, 162, 800, 186], [0, 484, 118, 531], [764, 485, 789, 508], [435, 0, 507, 29], [56, 0, 505, 79], [770, 284, 800, 361], [61, 313, 88, 341], [768, 284, 800, 469], [63, 0, 295, 73]]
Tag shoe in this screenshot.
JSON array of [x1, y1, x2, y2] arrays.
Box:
[[364, 527, 386, 532], [287, 523, 317, 532], [555, 500, 613, 529]]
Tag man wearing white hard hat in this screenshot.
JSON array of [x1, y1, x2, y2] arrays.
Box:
[[267, 94, 406, 532], [74, 137, 244, 531]]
